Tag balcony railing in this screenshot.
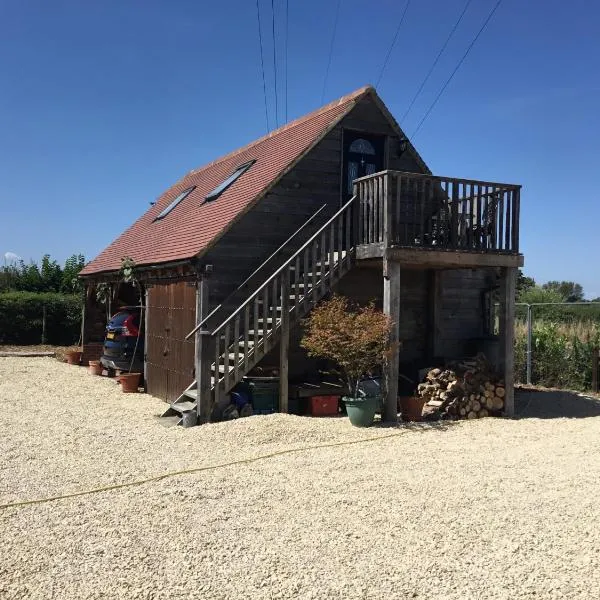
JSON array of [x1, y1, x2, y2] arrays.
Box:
[[354, 171, 521, 253]]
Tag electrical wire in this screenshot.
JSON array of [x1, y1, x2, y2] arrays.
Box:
[[256, 0, 270, 132], [375, 0, 411, 88], [321, 0, 342, 104], [411, 0, 504, 137], [400, 0, 473, 124], [271, 0, 279, 128], [285, 0, 289, 122]]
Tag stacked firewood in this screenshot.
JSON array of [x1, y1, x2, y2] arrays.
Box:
[[418, 354, 505, 420]]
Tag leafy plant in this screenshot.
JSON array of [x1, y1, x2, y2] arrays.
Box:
[[301, 295, 392, 399]]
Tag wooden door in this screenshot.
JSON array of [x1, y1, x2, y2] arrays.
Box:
[[146, 281, 196, 402]]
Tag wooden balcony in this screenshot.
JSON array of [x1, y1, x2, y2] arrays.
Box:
[[353, 171, 523, 268]]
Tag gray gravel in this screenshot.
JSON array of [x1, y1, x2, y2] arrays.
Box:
[[1, 357, 600, 599]]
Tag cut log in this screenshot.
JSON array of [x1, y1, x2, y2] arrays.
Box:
[[467, 411, 477, 419], [472, 400, 481, 412], [492, 396, 504, 410], [496, 386, 506, 398], [478, 408, 489, 418]]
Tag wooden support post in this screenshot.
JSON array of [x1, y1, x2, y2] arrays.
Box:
[[279, 267, 291, 413], [383, 256, 400, 423], [195, 276, 211, 424], [498, 267, 516, 417], [143, 288, 149, 391]]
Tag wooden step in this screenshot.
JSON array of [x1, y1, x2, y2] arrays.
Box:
[[183, 389, 197, 399], [169, 400, 196, 413]]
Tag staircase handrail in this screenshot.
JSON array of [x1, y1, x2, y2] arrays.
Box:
[[190, 204, 328, 335], [186, 195, 357, 340]]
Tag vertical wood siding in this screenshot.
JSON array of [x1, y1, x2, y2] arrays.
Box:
[[146, 282, 196, 402]]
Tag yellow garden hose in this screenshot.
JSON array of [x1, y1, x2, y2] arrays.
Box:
[[0, 430, 406, 511]]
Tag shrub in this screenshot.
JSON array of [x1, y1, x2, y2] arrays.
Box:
[[0, 292, 82, 345], [514, 320, 600, 390], [300, 295, 392, 398]]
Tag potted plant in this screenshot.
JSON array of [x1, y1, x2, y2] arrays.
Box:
[[301, 296, 392, 427]]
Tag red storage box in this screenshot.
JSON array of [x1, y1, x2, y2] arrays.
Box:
[[309, 395, 339, 416]]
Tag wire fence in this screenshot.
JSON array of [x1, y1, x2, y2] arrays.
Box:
[[514, 302, 600, 392]]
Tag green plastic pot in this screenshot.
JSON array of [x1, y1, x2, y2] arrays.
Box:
[[344, 396, 379, 427]]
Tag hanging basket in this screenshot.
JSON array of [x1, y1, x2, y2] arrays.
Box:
[[120, 373, 142, 393]]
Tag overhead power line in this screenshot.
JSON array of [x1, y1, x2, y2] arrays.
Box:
[[411, 0, 505, 137], [400, 0, 473, 124], [285, 0, 289, 122], [256, 0, 270, 132], [321, 0, 342, 104], [271, 0, 279, 128], [375, 0, 411, 88]]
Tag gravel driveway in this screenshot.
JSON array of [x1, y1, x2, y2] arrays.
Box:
[[1, 357, 600, 599]]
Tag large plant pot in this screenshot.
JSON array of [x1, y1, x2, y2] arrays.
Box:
[[66, 350, 82, 365], [88, 360, 103, 376], [399, 396, 425, 422], [344, 396, 378, 427], [120, 373, 142, 393]]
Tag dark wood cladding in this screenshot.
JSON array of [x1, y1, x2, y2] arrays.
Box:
[[146, 281, 196, 402]]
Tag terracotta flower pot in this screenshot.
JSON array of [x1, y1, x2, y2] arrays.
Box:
[[120, 373, 142, 393], [88, 360, 103, 376], [66, 350, 82, 365], [399, 395, 425, 422]]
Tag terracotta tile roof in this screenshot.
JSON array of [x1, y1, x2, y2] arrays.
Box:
[[80, 86, 372, 276]]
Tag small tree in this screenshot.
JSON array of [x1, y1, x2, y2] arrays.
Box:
[[301, 295, 392, 399]]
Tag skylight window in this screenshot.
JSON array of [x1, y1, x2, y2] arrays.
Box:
[[154, 186, 196, 221], [205, 160, 255, 202]]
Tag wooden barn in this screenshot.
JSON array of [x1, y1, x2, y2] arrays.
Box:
[[79, 85, 523, 423]]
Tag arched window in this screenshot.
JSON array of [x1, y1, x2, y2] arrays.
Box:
[[348, 138, 376, 155]]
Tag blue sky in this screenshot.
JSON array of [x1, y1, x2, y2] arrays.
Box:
[[0, 0, 598, 296]]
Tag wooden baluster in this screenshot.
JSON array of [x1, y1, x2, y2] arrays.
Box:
[[329, 223, 335, 286], [294, 255, 301, 318], [337, 209, 343, 277], [383, 173, 390, 248], [379, 175, 385, 242], [262, 286, 269, 353], [311, 240, 318, 306], [372, 176, 378, 242], [476, 184, 483, 249], [398, 175, 405, 245], [223, 323, 230, 392], [253, 295, 259, 356], [320, 231, 327, 296], [512, 187, 520, 252], [243, 304, 250, 373], [359, 182, 365, 244], [469, 183, 475, 248], [367, 178, 374, 244], [504, 187, 512, 251], [233, 314, 240, 382], [272, 276, 278, 336], [450, 180, 458, 248], [303, 247, 309, 311], [214, 333, 220, 407], [345, 204, 351, 269], [426, 177, 433, 245], [495, 187, 502, 251]]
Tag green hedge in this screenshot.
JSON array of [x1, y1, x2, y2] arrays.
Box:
[[0, 292, 82, 345]]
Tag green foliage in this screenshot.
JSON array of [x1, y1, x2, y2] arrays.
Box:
[[542, 280, 584, 303], [0, 253, 86, 294], [514, 321, 600, 391], [516, 270, 535, 296], [0, 291, 82, 345], [301, 296, 392, 398]]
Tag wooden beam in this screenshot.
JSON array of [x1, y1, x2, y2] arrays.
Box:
[[383, 258, 400, 423], [279, 268, 291, 413], [498, 267, 517, 417], [385, 247, 524, 269], [195, 276, 211, 424]]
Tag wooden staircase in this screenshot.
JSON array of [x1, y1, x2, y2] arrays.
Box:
[[162, 196, 357, 425]]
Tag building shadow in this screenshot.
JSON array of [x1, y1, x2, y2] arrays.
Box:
[[515, 387, 600, 419]]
